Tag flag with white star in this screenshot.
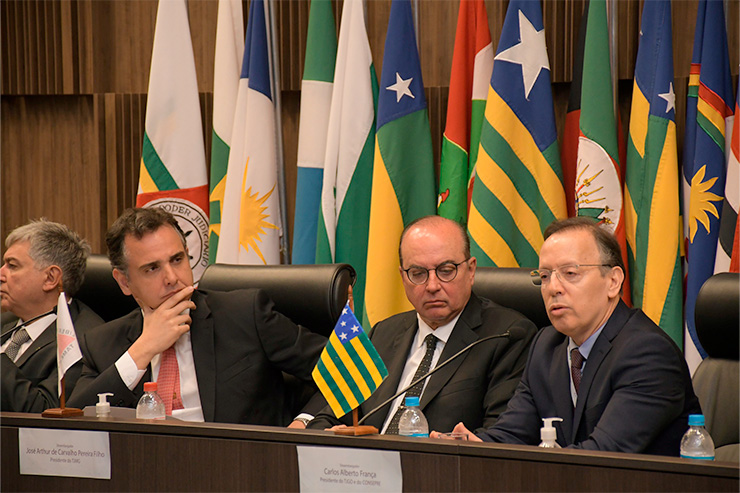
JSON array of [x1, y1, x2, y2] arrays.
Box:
[[364, 0, 436, 327], [312, 302, 388, 418], [467, 0, 565, 268], [625, 0, 683, 347]]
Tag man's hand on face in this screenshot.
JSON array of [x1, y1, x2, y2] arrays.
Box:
[[128, 285, 196, 370]]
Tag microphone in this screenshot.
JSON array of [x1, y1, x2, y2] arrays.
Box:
[[357, 326, 526, 426]]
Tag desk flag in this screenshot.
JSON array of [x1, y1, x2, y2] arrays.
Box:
[[56, 293, 82, 396], [137, 0, 209, 281], [312, 302, 388, 418]]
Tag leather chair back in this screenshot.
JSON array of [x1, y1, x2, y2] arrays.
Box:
[[473, 267, 550, 328], [693, 272, 739, 462], [198, 263, 356, 337], [76, 254, 138, 322]]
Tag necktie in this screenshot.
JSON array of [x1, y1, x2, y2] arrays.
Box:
[[157, 346, 184, 415], [571, 347, 585, 394], [5, 327, 30, 362], [385, 334, 438, 435]]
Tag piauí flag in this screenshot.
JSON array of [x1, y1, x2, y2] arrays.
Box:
[[682, 0, 734, 362], [715, 79, 739, 273], [467, 0, 566, 268], [364, 0, 436, 326], [316, 0, 377, 320], [560, 2, 589, 216], [292, 0, 337, 265], [624, 0, 682, 347], [217, 0, 282, 265], [209, 0, 244, 264], [575, 0, 631, 304], [137, 0, 209, 281], [56, 292, 82, 396], [312, 302, 388, 418], [437, 0, 493, 224]]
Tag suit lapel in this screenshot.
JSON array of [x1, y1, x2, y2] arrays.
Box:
[[361, 317, 417, 428], [570, 301, 628, 442], [551, 339, 574, 442], [189, 291, 216, 422], [14, 322, 56, 367], [420, 296, 481, 409]]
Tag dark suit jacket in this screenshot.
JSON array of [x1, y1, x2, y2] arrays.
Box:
[[1, 299, 103, 412], [477, 301, 701, 456], [308, 294, 537, 433], [67, 289, 327, 426]]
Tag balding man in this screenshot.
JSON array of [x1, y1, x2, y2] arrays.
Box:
[[1, 220, 103, 412], [307, 216, 537, 433]]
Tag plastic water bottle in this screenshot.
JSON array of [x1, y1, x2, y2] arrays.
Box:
[[680, 414, 715, 460], [136, 382, 166, 420], [398, 396, 429, 437]]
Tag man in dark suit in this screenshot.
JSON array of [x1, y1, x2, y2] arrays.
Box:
[[1, 220, 103, 412], [441, 217, 700, 455], [306, 216, 536, 433], [67, 207, 327, 425]]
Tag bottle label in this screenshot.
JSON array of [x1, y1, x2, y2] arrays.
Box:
[[401, 432, 429, 438], [680, 454, 715, 460]]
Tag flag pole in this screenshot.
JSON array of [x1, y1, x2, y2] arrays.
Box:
[[334, 284, 378, 436], [42, 283, 83, 418]]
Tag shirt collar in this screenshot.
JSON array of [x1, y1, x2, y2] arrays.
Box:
[[568, 320, 607, 360], [415, 311, 461, 348], [16, 312, 57, 342]]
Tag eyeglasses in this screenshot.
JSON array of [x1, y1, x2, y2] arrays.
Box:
[[402, 259, 470, 285], [530, 264, 612, 286]]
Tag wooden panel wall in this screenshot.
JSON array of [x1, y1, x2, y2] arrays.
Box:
[[2, 0, 738, 255]]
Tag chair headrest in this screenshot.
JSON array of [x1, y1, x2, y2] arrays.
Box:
[[199, 263, 356, 337], [472, 267, 550, 328], [695, 272, 739, 360], [75, 254, 139, 322]]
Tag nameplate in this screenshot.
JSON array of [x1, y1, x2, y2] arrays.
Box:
[[19, 428, 111, 480], [296, 445, 401, 492]]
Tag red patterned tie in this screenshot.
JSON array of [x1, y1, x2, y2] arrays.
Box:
[[157, 346, 184, 415], [571, 347, 584, 394]]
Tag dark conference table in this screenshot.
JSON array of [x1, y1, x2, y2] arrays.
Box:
[[2, 412, 738, 492]]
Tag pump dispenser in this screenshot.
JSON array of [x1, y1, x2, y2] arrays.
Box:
[[96, 393, 113, 418], [538, 417, 563, 448]]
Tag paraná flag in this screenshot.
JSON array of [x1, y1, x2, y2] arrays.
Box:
[[312, 302, 388, 418], [209, 0, 244, 263], [315, 0, 377, 320], [624, 0, 682, 346], [682, 0, 734, 363], [292, 0, 337, 265], [56, 292, 82, 396], [575, 0, 630, 305], [437, 0, 493, 223], [137, 0, 210, 280], [364, 0, 436, 326], [715, 79, 739, 273], [217, 0, 282, 265], [467, 0, 566, 268]]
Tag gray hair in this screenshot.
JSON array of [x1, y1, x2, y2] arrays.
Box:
[[5, 219, 91, 296]]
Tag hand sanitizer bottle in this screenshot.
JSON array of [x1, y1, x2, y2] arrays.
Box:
[[538, 417, 563, 448]]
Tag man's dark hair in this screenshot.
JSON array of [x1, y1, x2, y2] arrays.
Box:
[[106, 207, 186, 273], [543, 216, 625, 277], [398, 215, 471, 266]]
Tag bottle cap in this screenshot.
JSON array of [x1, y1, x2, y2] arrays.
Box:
[[96, 392, 113, 416], [688, 414, 705, 426], [143, 382, 158, 392], [541, 417, 563, 442], [404, 396, 420, 407]]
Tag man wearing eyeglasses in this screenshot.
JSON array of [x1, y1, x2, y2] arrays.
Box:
[[439, 217, 700, 456], [307, 215, 537, 433]]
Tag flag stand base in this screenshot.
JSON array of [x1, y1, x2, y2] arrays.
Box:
[[334, 425, 378, 436], [42, 407, 83, 418]]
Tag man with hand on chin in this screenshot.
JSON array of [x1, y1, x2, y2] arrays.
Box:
[[68, 207, 327, 425], [435, 217, 699, 456]]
